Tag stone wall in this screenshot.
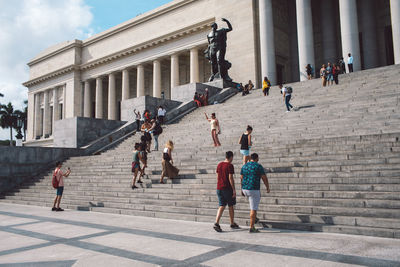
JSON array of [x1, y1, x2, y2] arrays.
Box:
[[0, 146, 81, 196], [53, 117, 126, 148], [120, 96, 182, 122], [171, 82, 222, 103]]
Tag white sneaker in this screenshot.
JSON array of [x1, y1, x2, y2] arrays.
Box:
[[286, 110, 290, 113]]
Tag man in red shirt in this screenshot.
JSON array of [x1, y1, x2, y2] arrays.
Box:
[[214, 151, 239, 232]]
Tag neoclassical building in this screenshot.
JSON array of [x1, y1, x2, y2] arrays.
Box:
[[24, 0, 400, 146]]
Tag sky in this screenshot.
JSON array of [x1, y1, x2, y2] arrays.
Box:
[[0, 0, 171, 140]]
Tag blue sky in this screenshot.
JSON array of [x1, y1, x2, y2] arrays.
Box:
[[86, 0, 171, 34], [0, 0, 171, 141]]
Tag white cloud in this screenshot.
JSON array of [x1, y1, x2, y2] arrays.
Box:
[[0, 0, 93, 140]]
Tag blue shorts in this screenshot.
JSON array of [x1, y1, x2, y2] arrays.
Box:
[[240, 149, 250, 156], [56, 186, 64, 196], [327, 74, 333, 81], [217, 189, 236, 207]]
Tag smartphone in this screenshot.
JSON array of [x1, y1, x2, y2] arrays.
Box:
[[67, 167, 71, 171]]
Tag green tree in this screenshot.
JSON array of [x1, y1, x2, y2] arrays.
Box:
[[14, 100, 27, 141], [0, 102, 17, 146]]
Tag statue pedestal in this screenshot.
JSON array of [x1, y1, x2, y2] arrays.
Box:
[[205, 79, 237, 89]]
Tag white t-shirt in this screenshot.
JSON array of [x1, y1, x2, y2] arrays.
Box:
[[282, 87, 291, 96], [158, 108, 166, 117]]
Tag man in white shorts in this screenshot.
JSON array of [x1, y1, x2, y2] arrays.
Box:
[[240, 153, 270, 233]]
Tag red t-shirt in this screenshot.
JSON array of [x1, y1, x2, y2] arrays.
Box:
[[216, 162, 235, 190]]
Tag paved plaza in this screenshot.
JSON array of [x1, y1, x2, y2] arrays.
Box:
[[0, 203, 399, 266]]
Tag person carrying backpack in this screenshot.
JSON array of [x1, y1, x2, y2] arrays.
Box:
[[279, 84, 293, 112], [150, 118, 163, 151], [51, 161, 71, 211]]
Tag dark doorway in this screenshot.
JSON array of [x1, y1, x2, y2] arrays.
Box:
[[384, 25, 395, 65], [118, 101, 121, 121], [92, 101, 96, 118], [276, 64, 284, 85]]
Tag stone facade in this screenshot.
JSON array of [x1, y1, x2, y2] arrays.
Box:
[[23, 0, 399, 146]]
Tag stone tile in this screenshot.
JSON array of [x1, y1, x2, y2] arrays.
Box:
[[82, 232, 218, 261], [0, 214, 37, 226], [73, 253, 159, 267], [203, 250, 361, 267], [0, 231, 47, 252], [14, 222, 106, 239]]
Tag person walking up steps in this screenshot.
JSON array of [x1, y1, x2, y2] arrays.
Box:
[[279, 84, 293, 112], [160, 140, 179, 184], [239, 125, 253, 165], [241, 153, 270, 233], [131, 143, 144, 190], [262, 76, 271, 96], [205, 112, 221, 147], [150, 118, 163, 151], [213, 151, 239, 232], [52, 161, 71, 211]]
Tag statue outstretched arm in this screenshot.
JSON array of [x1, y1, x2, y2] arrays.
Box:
[[221, 18, 232, 32]]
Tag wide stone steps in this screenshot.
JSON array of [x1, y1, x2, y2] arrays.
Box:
[[3, 65, 400, 238]]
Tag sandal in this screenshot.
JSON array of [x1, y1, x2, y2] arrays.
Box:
[[213, 223, 222, 232]]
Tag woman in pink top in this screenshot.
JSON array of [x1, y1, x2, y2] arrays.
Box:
[[52, 161, 71, 211]]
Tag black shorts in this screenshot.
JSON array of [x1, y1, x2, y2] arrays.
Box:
[[217, 189, 236, 207]]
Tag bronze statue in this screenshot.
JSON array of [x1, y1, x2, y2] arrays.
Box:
[[205, 18, 232, 82]]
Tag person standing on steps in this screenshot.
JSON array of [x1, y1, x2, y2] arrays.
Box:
[[262, 77, 271, 96], [333, 63, 340, 85], [326, 62, 334, 86], [339, 57, 346, 74], [134, 109, 141, 132], [131, 143, 144, 190], [306, 64, 312, 80], [160, 140, 179, 184], [141, 120, 152, 153], [150, 118, 162, 151], [241, 153, 270, 233], [213, 151, 239, 232], [320, 64, 327, 87], [52, 161, 71, 211], [205, 112, 221, 147], [279, 84, 293, 112], [239, 125, 253, 166], [347, 53, 354, 73], [157, 106, 166, 124]]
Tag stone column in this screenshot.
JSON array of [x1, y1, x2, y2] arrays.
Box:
[[259, 0, 276, 85], [83, 81, 92, 117], [359, 0, 379, 69], [171, 54, 179, 88], [137, 65, 145, 97], [95, 77, 103, 119], [34, 93, 41, 138], [296, 0, 315, 81], [52, 88, 59, 134], [190, 48, 200, 83], [339, 0, 361, 72], [43, 90, 50, 137], [122, 69, 130, 100], [108, 73, 117, 120], [391, 0, 400, 64], [321, 0, 337, 64], [153, 60, 162, 98]]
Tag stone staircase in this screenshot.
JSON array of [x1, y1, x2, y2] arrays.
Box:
[[2, 64, 400, 238]]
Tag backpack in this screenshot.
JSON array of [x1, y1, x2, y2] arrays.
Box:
[[52, 169, 59, 189], [154, 122, 163, 135], [286, 87, 293, 94]]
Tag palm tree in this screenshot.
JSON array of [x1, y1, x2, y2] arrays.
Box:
[[0, 102, 17, 146], [14, 101, 27, 141]]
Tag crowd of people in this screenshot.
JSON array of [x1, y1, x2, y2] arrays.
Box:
[[305, 53, 354, 87], [52, 58, 360, 230], [194, 89, 209, 107]]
